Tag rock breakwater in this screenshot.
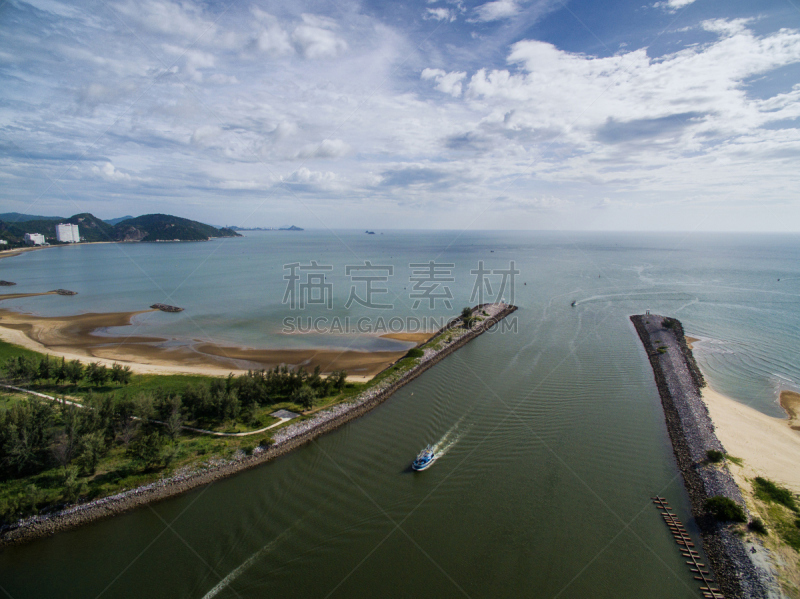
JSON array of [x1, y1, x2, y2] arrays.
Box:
[[631, 314, 778, 599], [1, 304, 517, 546]]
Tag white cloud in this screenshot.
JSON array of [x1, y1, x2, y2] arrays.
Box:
[[464, 22, 800, 142], [654, 0, 698, 12], [114, 0, 217, 40], [283, 167, 337, 187], [701, 18, 752, 38], [4, 2, 800, 230], [251, 8, 293, 56], [217, 179, 260, 190], [92, 162, 132, 182], [499, 195, 572, 210], [292, 14, 348, 59], [295, 139, 351, 159], [425, 7, 456, 21], [190, 125, 223, 147], [473, 0, 518, 22], [207, 73, 239, 85], [421, 68, 467, 96]]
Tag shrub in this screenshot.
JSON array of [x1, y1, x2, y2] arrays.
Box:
[[405, 348, 424, 359], [754, 477, 798, 512], [748, 518, 767, 534], [241, 445, 254, 456], [291, 385, 316, 410], [706, 450, 725, 463], [705, 496, 747, 522]]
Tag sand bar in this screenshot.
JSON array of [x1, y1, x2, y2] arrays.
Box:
[[0, 304, 518, 546], [0, 294, 406, 377], [780, 390, 800, 430], [379, 332, 434, 344]]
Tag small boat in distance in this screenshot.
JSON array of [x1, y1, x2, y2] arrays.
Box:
[[412, 445, 436, 471]]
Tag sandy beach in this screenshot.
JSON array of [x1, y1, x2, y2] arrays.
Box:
[[1, 304, 519, 546], [0, 246, 52, 261], [379, 331, 434, 344], [702, 386, 800, 494], [0, 294, 407, 378]]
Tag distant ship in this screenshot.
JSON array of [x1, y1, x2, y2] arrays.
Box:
[[365, 230, 375, 234], [411, 445, 436, 471]]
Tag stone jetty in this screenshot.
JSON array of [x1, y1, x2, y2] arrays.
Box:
[[0, 303, 517, 546], [631, 314, 778, 599]]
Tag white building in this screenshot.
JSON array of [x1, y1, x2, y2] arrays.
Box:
[[56, 223, 80, 243], [24, 233, 46, 246]]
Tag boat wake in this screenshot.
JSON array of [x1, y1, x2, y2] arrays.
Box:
[[430, 417, 468, 461]]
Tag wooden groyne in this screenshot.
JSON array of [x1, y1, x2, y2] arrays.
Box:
[[652, 496, 724, 598], [1, 304, 517, 546], [631, 314, 774, 599]]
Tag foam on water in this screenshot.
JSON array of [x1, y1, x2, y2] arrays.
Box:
[[430, 416, 469, 461]]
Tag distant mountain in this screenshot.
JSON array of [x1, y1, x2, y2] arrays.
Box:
[[0, 212, 65, 223], [227, 225, 303, 231], [104, 215, 134, 226], [0, 212, 241, 245], [0, 212, 114, 243], [112, 214, 241, 242]]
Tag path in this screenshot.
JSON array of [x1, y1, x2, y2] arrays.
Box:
[[0, 383, 296, 436]]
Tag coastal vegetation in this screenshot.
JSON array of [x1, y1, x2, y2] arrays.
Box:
[[705, 496, 747, 523], [0, 340, 353, 526], [0, 303, 511, 540], [749, 477, 800, 551], [0, 212, 239, 246]]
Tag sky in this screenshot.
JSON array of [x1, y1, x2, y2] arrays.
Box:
[[1, 0, 800, 231]]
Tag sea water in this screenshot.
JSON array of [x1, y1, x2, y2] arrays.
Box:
[[0, 231, 798, 598]]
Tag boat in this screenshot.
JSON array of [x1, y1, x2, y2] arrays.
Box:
[[412, 445, 436, 471]]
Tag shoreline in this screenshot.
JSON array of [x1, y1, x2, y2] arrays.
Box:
[[779, 390, 800, 430], [631, 314, 777, 599], [0, 303, 518, 546], [0, 293, 409, 378], [0, 241, 120, 262], [701, 387, 800, 494]]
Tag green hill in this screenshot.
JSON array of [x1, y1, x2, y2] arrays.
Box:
[[0, 213, 114, 243], [103, 215, 134, 226], [0, 212, 65, 223], [112, 214, 240, 242], [0, 212, 240, 246]]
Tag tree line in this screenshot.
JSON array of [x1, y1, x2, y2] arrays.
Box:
[[3, 355, 132, 386], [0, 363, 350, 523]]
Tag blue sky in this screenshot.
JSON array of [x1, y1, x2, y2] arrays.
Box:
[[1, 0, 799, 230]]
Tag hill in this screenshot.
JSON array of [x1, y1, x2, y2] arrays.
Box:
[[0, 212, 65, 223], [112, 214, 240, 242], [0, 213, 114, 244], [103, 215, 134, 226], [0, 212, 240, 245]]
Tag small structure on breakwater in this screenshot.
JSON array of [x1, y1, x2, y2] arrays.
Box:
[[653, 496, 724, 599], [151, 303, 184, 312], [52, 289, 77, 295]]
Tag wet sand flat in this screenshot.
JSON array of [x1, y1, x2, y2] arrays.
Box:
[[0, 294, 405, 377]]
